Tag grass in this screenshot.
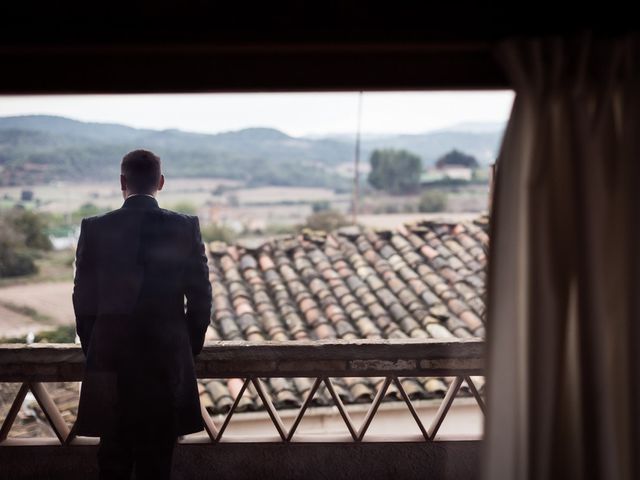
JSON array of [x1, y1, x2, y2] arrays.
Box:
[[34, 249, 75, 282], [0, 300, 55, 325], [0, 324, 77, 344]]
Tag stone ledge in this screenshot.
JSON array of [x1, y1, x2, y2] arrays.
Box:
[[0, 339, 484, 381]]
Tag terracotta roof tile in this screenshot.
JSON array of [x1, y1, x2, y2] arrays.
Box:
[[422, 378, 448, 396], [10, 218, 489, 429]]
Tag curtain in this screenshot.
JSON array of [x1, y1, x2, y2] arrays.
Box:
[[484, 35, 640, 480]]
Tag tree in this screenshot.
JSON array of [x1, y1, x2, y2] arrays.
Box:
[[418, 190, 447, 213], [4, 208, 52, 251], [71, 202, 109, 223], [0, 230, 37, 277], [0, 209, 51, 277], [367, 149, 422, 194], [435, 149, 479, 169]]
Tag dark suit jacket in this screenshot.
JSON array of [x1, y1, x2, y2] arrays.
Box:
[[72, 194, 212, 438]]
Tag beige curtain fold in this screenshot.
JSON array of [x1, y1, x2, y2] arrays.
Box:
[[484, 35, 640, 480]]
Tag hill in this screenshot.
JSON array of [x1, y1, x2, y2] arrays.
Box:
[[0, 115, 504, 188], [0, 116, 355, 188], [318, 126, 504, 165]]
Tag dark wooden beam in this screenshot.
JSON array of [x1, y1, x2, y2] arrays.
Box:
[[1, 1, 638, 94], [0, 43, 508, 94]]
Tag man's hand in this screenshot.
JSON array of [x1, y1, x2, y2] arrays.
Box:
[[184, 216, 213, 356], [72, 218, 98, 356]]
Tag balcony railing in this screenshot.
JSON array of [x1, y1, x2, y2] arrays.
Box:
[[0, 339, 485, 480]]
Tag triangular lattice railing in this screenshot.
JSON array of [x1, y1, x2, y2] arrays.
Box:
[[0, 339, 485, 445], [193, 374, 484, 443], [0, 382, 70, 444]]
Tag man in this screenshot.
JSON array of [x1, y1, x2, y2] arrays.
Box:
[[72, 149, 212, 479]]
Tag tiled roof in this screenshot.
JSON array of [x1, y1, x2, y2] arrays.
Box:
[[1, 217, 489, 437], [200, 217, 489, 414]]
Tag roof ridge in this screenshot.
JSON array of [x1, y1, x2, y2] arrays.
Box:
[[208, 214, 490, 256]]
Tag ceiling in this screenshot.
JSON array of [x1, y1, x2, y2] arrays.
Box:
[[0, 1, 637, 93]]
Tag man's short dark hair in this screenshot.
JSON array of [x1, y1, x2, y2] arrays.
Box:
[[121, 150, 161, 193]]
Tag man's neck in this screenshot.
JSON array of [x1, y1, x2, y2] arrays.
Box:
[[126, 193, 155, 199]]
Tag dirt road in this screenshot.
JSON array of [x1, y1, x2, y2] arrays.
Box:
[[0, 282, 74, 338]]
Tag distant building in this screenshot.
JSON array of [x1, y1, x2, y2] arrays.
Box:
[[419, 166, 473, 185], [436, 166, 473, 181], [20, 190, 33, 202]]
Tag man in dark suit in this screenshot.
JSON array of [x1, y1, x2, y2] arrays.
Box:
[[72, 149, 212, 479]]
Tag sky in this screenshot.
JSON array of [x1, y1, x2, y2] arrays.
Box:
[[0, 91, 514, 137]]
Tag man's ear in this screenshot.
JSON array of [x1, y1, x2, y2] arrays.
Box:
[[157, 174, 165, 192], [120, 175, 127, 191]]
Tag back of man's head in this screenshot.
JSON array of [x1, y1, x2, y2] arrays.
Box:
[[121, 150, 162, 194]]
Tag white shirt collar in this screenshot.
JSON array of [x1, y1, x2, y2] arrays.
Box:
[[126, 193, 156, 199]]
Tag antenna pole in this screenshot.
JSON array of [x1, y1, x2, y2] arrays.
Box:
[[352, 91, 363, 225]]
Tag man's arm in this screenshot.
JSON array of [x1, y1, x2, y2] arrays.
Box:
[[72, 218, 98, 356], [185, 216, 213, 356]]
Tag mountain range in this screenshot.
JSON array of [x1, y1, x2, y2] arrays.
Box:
[[0, 115, 504, 188]]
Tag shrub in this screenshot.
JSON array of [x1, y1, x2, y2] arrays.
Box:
[[264, 224, 298, 235], [6, 208, 52, 251], [304, 210, 349, 232], [311, 201, 330, 213], [200, 223, 236, 243], [71, 202, 109, 222], [0, 209, 53, 277], [418, 190, 447, 213], [0, 248, 37, 277], [36, 325, 77, 343], [170, 201, 197, 215]]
